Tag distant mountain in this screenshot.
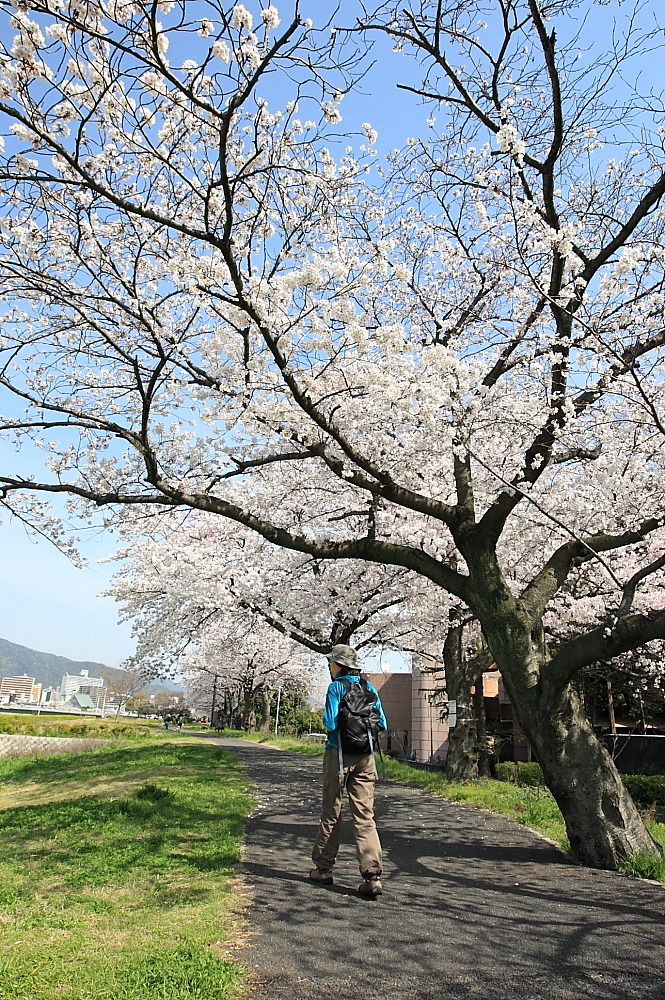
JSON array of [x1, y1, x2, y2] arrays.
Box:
[[0, 637, 182, 695]]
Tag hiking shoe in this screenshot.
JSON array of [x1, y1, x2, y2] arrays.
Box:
[[309, 866, 333, 885], [358, 873, 382, 898]]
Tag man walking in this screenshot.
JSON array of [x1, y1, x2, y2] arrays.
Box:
[[309, 644, 388, 898]]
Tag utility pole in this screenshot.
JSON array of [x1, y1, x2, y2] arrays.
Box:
[[274, 687, 282, 736], [210, 674, 218, 728]]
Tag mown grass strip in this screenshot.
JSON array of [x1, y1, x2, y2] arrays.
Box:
[[218, 728, 328, 755], [0, 740, 254, 1000]]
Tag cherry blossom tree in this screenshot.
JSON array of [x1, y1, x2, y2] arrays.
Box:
[[108, 508, 444, 663], [1, 0, 665, 867], [108, 509, 446, 731], [107, 517, 328, 728], [542, 536, 665, 732], [178, 619, 314, 731]]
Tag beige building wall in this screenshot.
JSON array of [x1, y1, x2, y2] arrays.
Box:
[[367, 665, 528, 764], [411, 655, 449, 763], [365, 672, 411, 754]]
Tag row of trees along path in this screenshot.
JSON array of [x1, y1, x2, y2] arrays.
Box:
[[1, 0, 665, 867]]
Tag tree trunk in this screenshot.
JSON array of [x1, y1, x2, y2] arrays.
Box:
[[607, 679, 616, 736], [257, 688, 272, 732], [442, 620, 478, 781], [464, 544, 662, 869], [241, 685, 253, 731], [515, 679, 661, 867], [221, 690, 235, 729]]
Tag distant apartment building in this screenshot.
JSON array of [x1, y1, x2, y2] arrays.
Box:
[[60, 669, 106, 711], [0, 674, 42, 704]]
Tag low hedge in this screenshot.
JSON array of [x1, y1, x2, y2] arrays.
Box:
[[623, 774, 665, 811], [495, 761, 545, 786], [496, 761, 665, 810], [0, 716, 155, 739]]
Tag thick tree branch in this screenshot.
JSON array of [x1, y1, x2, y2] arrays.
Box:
[[0, 473, 471, 600], [521, 517, 662, 620], [545, 609, 665, 691]]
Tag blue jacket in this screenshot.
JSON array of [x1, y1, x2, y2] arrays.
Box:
[[323, 674, 388, 750]]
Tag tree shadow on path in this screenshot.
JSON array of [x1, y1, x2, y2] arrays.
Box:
[[215, 739, 665, 1000]]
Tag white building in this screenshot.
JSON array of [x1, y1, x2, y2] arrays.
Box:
[[60, 669, 106, 710]]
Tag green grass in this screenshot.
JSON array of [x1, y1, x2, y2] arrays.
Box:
[[618, 839, 665, 882], [218, 728, 328, 756], [0, 740, 254, 999]]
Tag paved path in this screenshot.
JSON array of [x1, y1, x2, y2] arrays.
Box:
[[212, 738, 665, 1000]]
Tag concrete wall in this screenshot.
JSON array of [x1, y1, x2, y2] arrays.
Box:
[[0, 735, 111, 758], [366, 662, 450, 763], [411, 656, 449, 763], [366, 665, 511, 765], [365, 672, 410, 754]]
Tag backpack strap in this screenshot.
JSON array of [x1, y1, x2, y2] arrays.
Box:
[[338, 736, 345, 789], [336, 677, 352, 789], [367, 723, 379, 780], [374, 731, 388, 781], [360, 679, 387, 782]]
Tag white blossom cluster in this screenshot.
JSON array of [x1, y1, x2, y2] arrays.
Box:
[[108, 507, 447, 683]]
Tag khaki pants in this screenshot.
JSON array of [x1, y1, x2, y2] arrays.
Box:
[[311, 747, 382, 876]]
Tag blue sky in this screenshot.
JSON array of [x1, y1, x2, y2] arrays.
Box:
[[0, 0, 659, 667], [0, 520, 134, 665]]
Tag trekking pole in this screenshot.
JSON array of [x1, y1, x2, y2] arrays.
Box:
[[338, 735, 346, 789], [368, 726, 387, 781]]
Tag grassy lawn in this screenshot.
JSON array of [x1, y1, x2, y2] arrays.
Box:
[[0, 740, 254, 1000], [217, 728, 329, 755], [217, 730, 665, 882]]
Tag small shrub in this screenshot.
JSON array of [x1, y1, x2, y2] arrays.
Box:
[[495, 762, 517, 783], [135, 783, 174, 803], [622, 775, 665, 812], [495, 761, 545, 786]]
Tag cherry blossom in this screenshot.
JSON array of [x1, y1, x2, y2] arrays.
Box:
[[0, 0, 664, 869]]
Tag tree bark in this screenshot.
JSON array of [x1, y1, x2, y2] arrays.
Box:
[[473, 671, 492, 778], [241, 685, 254, 731], [257, 688, 272, 732], [516, 680, 660, 866], [463, 538, 662, 869], [607, 679, 616, 736], [442, 620, 478, 781]]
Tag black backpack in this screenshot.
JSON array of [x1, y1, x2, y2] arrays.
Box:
[[337, 677, 381, 754]]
